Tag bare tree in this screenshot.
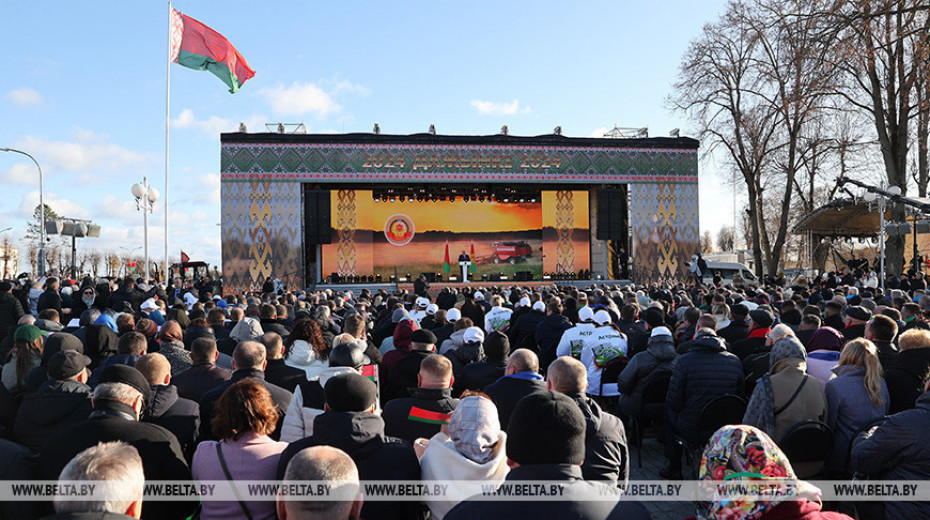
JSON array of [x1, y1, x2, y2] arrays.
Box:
[[701, 231, 715, 252], [716, 227, 736, 251], [670, 2, 780, 278], [827, 0, 930, 274]]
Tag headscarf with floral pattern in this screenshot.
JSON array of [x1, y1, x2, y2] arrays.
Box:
[[696, 425, 798, 520]]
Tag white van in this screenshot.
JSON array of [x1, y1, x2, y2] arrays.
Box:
[[700, 261, 757, 285]]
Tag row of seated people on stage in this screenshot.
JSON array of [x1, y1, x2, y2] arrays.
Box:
[[1, 274, 930, 519]]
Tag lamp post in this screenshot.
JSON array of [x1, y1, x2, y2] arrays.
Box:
[[863, 185, 902, 292], [0, 148, 44, 275], [131, 178, 160, 282]]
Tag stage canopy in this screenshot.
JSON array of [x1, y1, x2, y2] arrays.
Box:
[[792, 199, 890, 238]]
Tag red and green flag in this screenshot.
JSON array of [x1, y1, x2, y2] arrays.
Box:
[[443, 241, 451, 274], [469, 241, 477, 273], [361, 364, 379, 382], [170, 6, 255, 93], [408, 407, 452, 425]]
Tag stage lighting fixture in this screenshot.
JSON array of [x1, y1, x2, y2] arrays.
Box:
[[389, 196, 396, 202], [390, 275, 397, 282], [449, 196, 456, 202], [399, 195, 406, 202], [463, 196, 470, 202], [478, 195, 485, 202], [438, 195, 446, 201]]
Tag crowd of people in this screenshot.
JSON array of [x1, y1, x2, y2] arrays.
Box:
[[0, 267, 929, 519]]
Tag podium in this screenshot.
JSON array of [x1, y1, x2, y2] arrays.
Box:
[[459, 261, 472, 283]]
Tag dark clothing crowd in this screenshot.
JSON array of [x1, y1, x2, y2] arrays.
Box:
[[2, 269, 930, 520]]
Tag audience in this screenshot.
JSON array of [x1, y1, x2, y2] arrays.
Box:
[[484, 349, 546, 429], [49, 442, 145, 520], [276, 446, 363, 520], [382, 353, 458, 443], [885, 328, 930, 413]]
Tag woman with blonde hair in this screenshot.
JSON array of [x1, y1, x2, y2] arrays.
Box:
[[825, 338, 889, 473]]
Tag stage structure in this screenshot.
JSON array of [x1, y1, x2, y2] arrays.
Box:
[[220, 132, 699, 293]]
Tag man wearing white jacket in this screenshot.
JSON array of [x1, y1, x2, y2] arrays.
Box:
[[579, 310, 628, 396], [417, 395, 509, 519], [556, 306, 597, 360], [484, 295, 513, 333], [280, 343, 379, 443]]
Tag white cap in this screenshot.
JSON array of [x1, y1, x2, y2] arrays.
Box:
[[651, 326, 672, 337], [446, 308, 461, 322], [141, 298, 159, 312], [742, 301, 759, 311], [519, 297, 531, 308], [416, 297, 429, 308], [426, 304, 438, 315], [594, 310, 612, 326], [463, 326, 485, 344], [578, 306, 595, 323], [533, 301, 546, 312], [474, 291, 484, 301], [213, 295, 221, 300]]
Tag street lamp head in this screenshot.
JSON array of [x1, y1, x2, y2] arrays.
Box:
[[147, 187, 160, 203], [888, 186, 902, 196], [131, 183, 146, 199], [863, 191, 878, 202]]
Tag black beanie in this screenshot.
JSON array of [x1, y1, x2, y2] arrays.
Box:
[[506, 391, 585, 465], [484, 331, 511, 361], [324, 373, 377, 412], [642, 307, 665, 328], [96, 364, 152, 407]]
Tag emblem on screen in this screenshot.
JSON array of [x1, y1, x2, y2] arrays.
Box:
[[384, 214, 415, 246]]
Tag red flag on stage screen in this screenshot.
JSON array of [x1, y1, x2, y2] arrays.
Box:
[[180, 251, 190, 263], [443, 241, 451, 274], [170, 6, 256, 93], [469, 242, 477, 273]]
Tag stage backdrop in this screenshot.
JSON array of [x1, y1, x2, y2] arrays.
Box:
[[322, 190, 589, 280]]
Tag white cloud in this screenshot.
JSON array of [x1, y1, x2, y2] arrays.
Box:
[[17, 191, 90, 220], [0, 130, 149, 184], [470, 99, 530, 116], [172, 109, 235, 136], [588, 127, 610, 138], [5, 87, 44, 108], [259, 82, 341, 117], [325, 79, 371, 97]]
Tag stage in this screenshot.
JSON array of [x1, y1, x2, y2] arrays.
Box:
[[220, 131, 700, 293], [313, 279, 633, 298]]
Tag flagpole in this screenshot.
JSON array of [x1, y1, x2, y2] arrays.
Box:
[[164, 1, 172, 283]]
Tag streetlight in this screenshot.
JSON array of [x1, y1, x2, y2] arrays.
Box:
[[131, 178, 160, 282], [0, 148, 44, 275], [863, 185, 902, 292]]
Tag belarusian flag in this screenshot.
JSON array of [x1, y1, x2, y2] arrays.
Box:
[[443, 241, 451, 274], [408, 407, 452, 425], [469, 241, 477, 273], [169, 6, 255, 93]]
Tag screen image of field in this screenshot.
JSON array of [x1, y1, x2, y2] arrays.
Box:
[[321, 190, 589, 279]]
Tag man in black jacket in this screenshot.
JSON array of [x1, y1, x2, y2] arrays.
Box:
[[198, 340, 292, 440], [445, 391, 649, 520], [13, 350, 92, 452], [383, 353, 458, 444], [865, 314, 899, 369], [484, 349, 547, 430], [535, 300, 573, 371], [885, 328, 930, 413], [259, 303, 291, 337], [717, 303, 751, 346], [547, 356, 629, 487], [383, 329, 436, 401], [277, 372, 422, 520], [731, 309, 774, 360], [509, 300, 546, 351], [135, 353, 200, 461], [171, 337, 231, 402], [36, 365, 195, 520], [261, 332, 306, 392], [0, 280, 24, 341], [37, 277, 66, 317], [662, 329, 743, 479], [464, 330, 509, 391]]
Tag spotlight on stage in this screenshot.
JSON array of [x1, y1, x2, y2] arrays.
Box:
[[399, 195, 406, 202], [390, 275, 397, 282], [463, 196, 470, 202]]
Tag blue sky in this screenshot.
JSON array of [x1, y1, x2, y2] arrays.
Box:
[[1, 0, 732, 274]]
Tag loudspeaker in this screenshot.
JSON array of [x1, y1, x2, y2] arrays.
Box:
[[420, 272, 436, 283], [304, 189, 332, 245], [596, 189, 626, 241]]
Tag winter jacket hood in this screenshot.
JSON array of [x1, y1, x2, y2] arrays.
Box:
[[144, 384, 181, 420], [646, 334, 677, 361], [20, 379, 91, 426]]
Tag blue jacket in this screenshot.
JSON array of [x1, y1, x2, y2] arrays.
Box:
[[825, 365, 889, 472], [852, 392, 930, 519]]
